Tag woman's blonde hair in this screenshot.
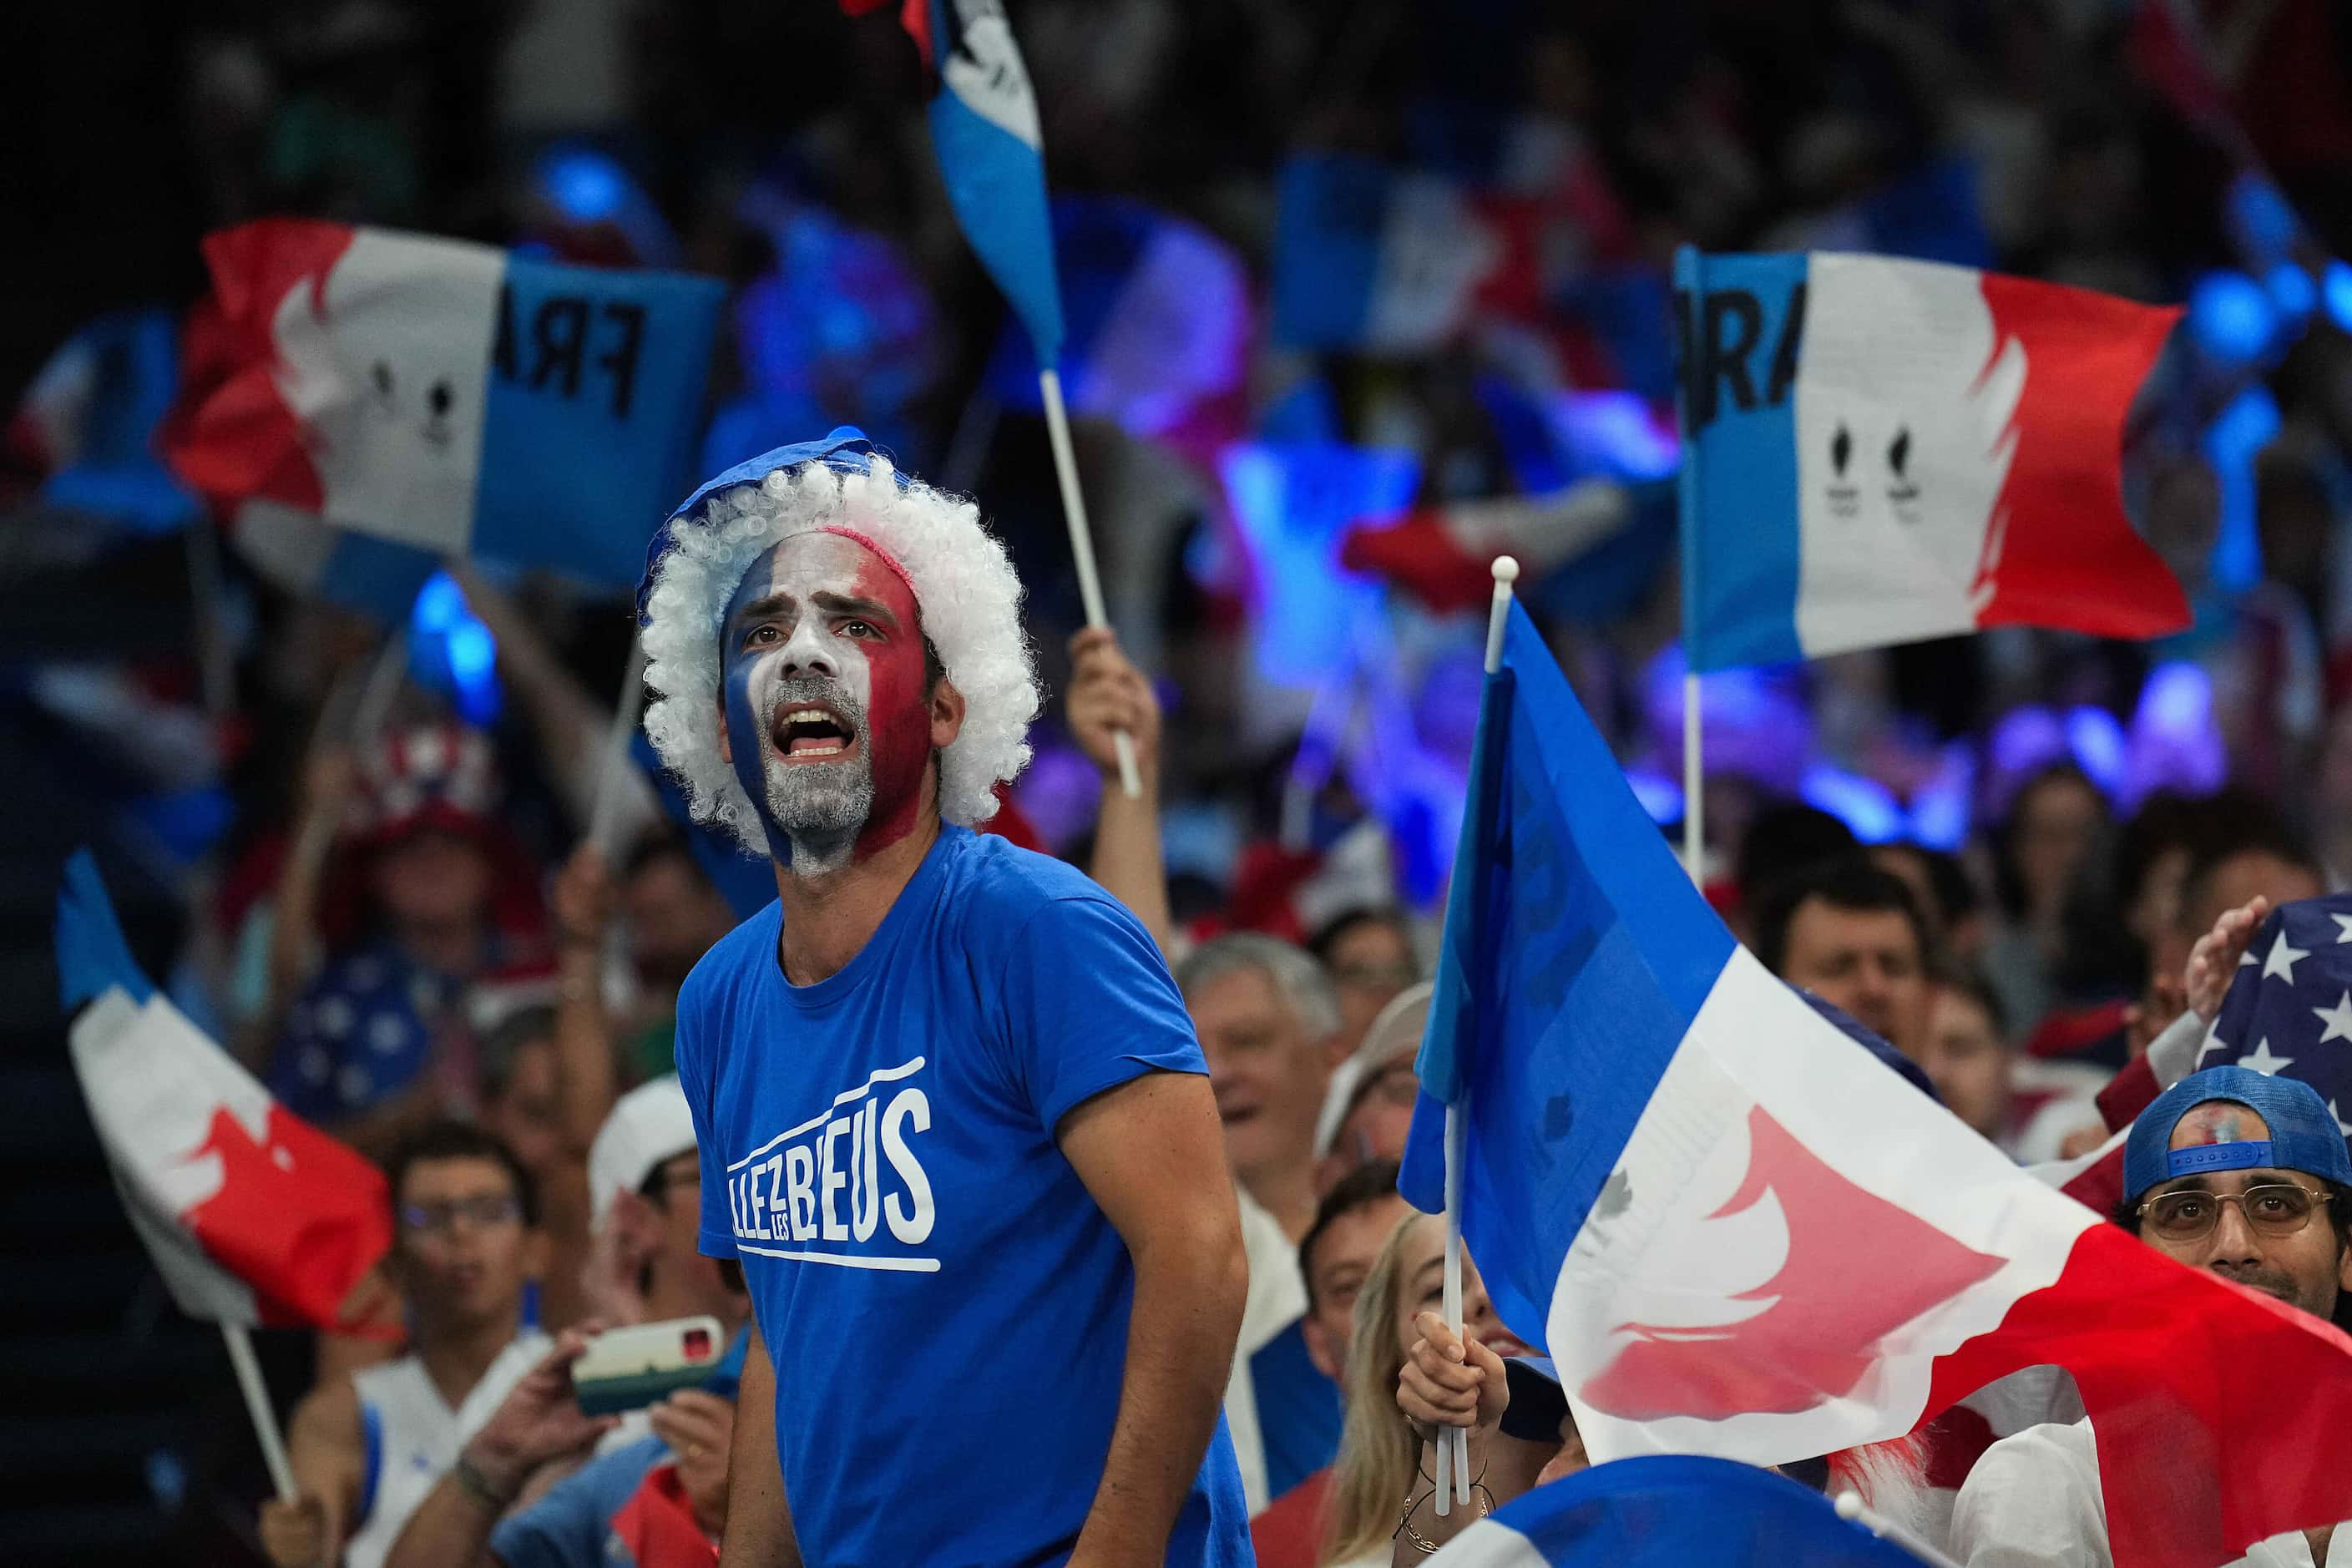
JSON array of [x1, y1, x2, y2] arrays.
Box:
[[1321, 1209, 1438, 1566]]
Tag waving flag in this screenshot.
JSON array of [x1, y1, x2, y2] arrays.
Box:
[[8, 308, 202, 534], [1425, 1455, 1919, 1566], [1677, 250, 2188, 673], [1399, 600, 2352, 1568], [230, 499, 439, 624], [983, 195, 1249, 460], [1272, 153, 1517, 353], [849, 0, 1064, 365], [163, 220, 725, 589], [58, 852, 392, 1330]]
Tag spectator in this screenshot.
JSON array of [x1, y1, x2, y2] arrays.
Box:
[[1732, 802, 1859, 939], [1984, 764, 2111, 1037], [1752, 857, 1935, 1054], [1314, 982, 1429, 1191], [1909, 963, 2016, 1147], [1950, 1066, 2352, 1563], [266, 724, 548, 1159], [1308, 908, 1420, 1060], [260, 1123, 550, 1568], [608, 837, 741, 1080], [383, 1076, 754, 1568], [1250, 1161, 1409, 1568], [1323, 1211, 1562, 1566], [1178, 933, 1346, 1243], [1871, 842, 1989, 964], [2144, 818, 2328, 1031]]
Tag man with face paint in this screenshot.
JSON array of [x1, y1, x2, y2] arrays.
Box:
[[636, 431, 1251, 1568], [1950, 1064, 2352, 1567]]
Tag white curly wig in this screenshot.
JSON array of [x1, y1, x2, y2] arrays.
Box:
[[640, 446, 1039, 855]]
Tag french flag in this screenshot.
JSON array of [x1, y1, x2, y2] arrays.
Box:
[[1401, 599, 2352, 1568], [163, 220, 724, 590], [1272, 152, 1521, 354], [847, 0, 1066, 366], [58, 852, 392, 1332], [1677, 250, 2190, 673]]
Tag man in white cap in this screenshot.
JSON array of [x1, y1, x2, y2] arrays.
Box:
[[635, 432, 1249, 1566]]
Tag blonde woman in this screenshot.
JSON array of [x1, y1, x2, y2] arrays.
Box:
[[1321, 1211, 1582, 1565]]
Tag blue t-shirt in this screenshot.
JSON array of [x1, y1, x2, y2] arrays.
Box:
[[674, 827, 1250, 1568]]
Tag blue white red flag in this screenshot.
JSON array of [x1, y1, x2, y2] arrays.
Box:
[[857, 0, 1065, 366], [1425, 1454, 1918, 1566], [57, 850, 392, 1332], [1272, 153, 1516, 354], [1677, 250, 2188, 673], [982, 195, 1248, 461], [163, 220, 724, 589], [1399, 599, 2352, 1568]]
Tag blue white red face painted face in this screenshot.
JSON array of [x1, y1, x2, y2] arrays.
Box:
[[716, 530, 933, 875]]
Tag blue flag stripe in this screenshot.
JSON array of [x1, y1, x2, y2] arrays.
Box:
[[1399, 602, 1737, 1351], [57, 849, 154, 1012], [1677, 249, 1809, 672]]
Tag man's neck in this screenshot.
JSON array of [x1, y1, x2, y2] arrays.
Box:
[[414, 1308, 520, 1410], [1243, 1160, 1320, 1246], [773, 813, 941, 986]]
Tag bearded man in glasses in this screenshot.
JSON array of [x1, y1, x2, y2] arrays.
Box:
[[1951, 1065, 2352, 1567]]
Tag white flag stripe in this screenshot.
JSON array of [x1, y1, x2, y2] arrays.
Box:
[[1791, 254, 2025, 660], [1426, 1520, 1546, 1565], [68, 988, 269, 1324]]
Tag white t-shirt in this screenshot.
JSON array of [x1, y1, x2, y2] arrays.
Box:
[[343, 1330, 549, 1568], [1950, 1419, 2349, 1568]]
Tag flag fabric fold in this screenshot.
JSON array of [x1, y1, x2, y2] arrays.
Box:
[[163, 219, 724, 589], [58, 851, 391, 1331], [1399, 602, 2352, 1568], [1677, 249, 2188, 673]]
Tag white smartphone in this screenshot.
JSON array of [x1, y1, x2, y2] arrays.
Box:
[[570, 1315, 725, 1416]]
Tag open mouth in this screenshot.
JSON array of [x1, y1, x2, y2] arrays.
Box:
[[770, 701, 858, 761]]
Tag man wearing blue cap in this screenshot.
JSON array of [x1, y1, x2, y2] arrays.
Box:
[[635, 432, 1250, 1567], [1950, 1063, 2352, 1566]]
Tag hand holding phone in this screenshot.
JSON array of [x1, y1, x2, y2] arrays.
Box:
[[569, 1316, 725, 1416]]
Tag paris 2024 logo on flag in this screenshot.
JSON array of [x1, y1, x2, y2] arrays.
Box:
[[1558, 1099, 2004, 1424]]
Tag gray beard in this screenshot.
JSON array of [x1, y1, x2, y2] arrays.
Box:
[[759, 676, 873, 877]]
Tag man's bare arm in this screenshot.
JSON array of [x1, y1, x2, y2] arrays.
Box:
[[1059, 1070, 1248, 1565], [716, 1319, 802, 1568]]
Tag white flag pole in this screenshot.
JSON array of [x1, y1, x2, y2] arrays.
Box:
[[1682, 670, 1703, 883], [586, 633, 648, 857], [1672, 244, 1706, 888], [1437, 554, 1520, 1516], [1037, 367, 1142, 799], [220, 1321, 297, 1503]]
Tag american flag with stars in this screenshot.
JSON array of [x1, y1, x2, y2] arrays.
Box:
[[2199, 893, 2352, 1143]]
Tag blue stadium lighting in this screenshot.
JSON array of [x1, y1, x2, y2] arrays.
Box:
[[2269, 261, 2317, 321], [542, 150, 626, 223], [1801, 766, 1902, 843], [2188, 271, 2275, 365], [2326, 260, 2352, 333]]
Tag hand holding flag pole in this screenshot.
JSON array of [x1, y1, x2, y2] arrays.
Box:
[[1435, 554, 1521, 1516]]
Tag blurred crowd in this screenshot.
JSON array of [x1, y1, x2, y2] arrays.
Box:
[[18, 0, 2352, 1562]]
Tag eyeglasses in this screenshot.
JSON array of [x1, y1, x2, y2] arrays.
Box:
[[400, 1194, 523, 1237], [2137, 1183, 2333, 1242]]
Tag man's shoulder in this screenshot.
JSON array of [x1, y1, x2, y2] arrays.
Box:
[[679, 900, 780, 1009], [943, 829, 1131, 935]]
